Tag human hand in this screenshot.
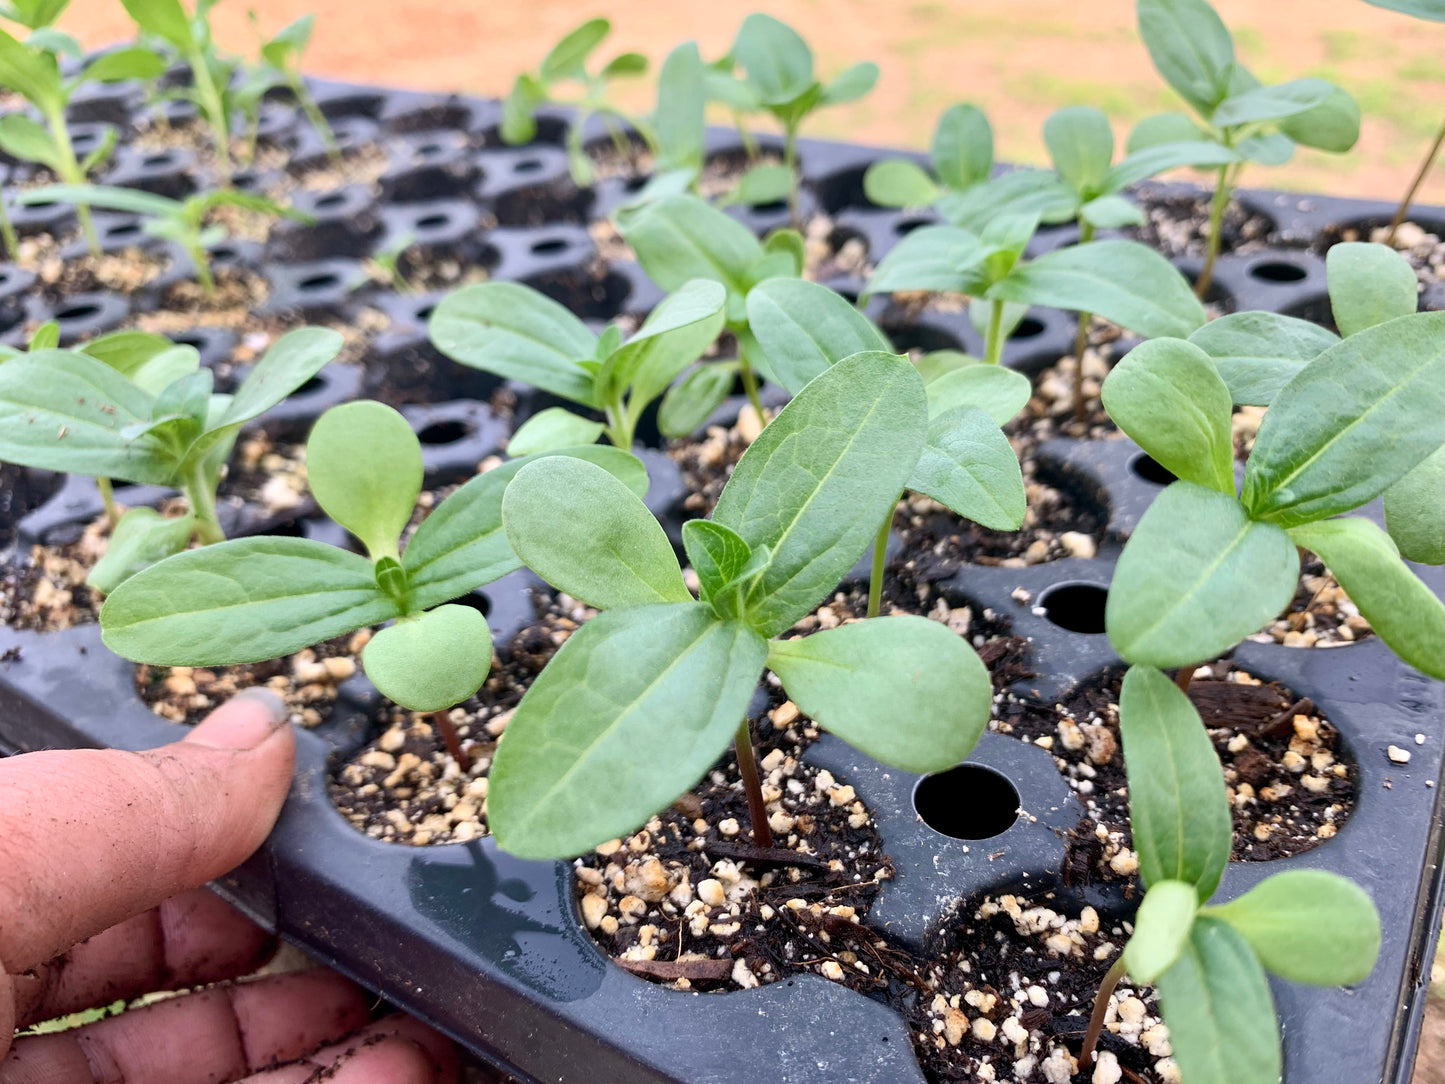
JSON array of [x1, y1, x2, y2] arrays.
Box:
[[0, 688, 460, 1083]]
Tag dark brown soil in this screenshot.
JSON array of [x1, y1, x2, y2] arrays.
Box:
[[1129, 189, 1274, 262]]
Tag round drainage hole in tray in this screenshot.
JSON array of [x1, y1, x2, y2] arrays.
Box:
[[1129, 451, 1177, 486], [1037, 582, 1108, 634], [1249, 260, 1308, 283], [417, 419, 469, 444], [913, 763, 1020, 839]]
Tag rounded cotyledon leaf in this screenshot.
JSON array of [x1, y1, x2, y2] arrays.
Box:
[[306, 401, 423, 562], [362, 603, 494, 713]]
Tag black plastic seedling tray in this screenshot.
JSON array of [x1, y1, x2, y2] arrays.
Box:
[[0, 75, 1442, 1084]]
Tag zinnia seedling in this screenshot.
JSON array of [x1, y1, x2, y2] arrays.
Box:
[[617, 191, 807, 425], [0, 327, 341, 586], [502, 17, 654, 186], [1102, 243, 1445, 682], [243, 11, 339, 167], [428, 277, 725, 453], [1134, 0, 1360, 297], [1075, 665, 1381, 1084], [98, 399, 650, 765], [746, 277, 1027, 618], [487, 350, 994, 859], [0, 23, 164, 255], [19, 182, 308, 296]]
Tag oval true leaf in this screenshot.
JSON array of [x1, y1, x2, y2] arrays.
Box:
[[1128, 111, 1211, 153], [488, 602, 767, 858], [733, 12, 814, 105], [1043, 105, 1114, 196], [1100, 338, 1235, 493], [402, 445, 648, 611], [1155, 917, 1282, 1084], [682, 520, 752, 604], [1211, 77, 1335, 128], [767, 614, 991, 773], [863, 159, 940, 209], [1187, 311, 1338, 406], [0, 27, 62, 111], [1384, 445, 1445, 564], [820, 61, 878, 106], [988, 240, 1206, 339], [1080, 194, 1145, 229], [1136, 0, 1237, 115], [658, 363, 737, 439], [503, 455, 688, 611], [712, 351, 927, 637], [0, 114, 61, 169], [617, 193, 767, 305], [1327, 241, 1419, 338], [539, 17, 610, 81], [1103, 139, 1238, 192], [923, 362, 1032, 426], [1206, 869, 1381, 986], [915, 350, 982, 385], [428, 281, 598, 406], [1125, 879, 1200, 984], [931, 103, 993, 191], [1287, 516, 1445, 679], [908, 406, 1025, 531], [505, 406, 605, 456], [1118, 665, 1233, 899], [1241, 311, 1445, 527], [1280, 85, 1360, 153], [100, 538, 396, 665], [1107, 482, 1299, 668], [0, 351, 174, 484], [653, 42, 706, 174], [306, 401, 422, 562], [720, 163, 794, 208], [362, 603, 493, 713], [865, 225, 987, 297], [219, 327, 343, 430], [601, 278, 726, 409], [746, 278, 891, 394], [119, 0, 194, 50], [85, 508, 194, 595]]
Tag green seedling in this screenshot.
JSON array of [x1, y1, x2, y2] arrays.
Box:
[[99, 399, 649, 766], [864, 209, 1205, 369], [747, 277, 1026, 618], [616, 191, 807, 424], [712, 13, 878, 226], [367, 231, 414, 294], [503, 17, 654, 186], [428, 277, 725, 452], [488, 351, 993, 859], [122, 0, 241, 179], [1073, 665, 1380, 1083], [0, 26, 163, 255], [1102, 243, 1445, 684], [245, 11, 338, 166], [0, 327, 341, 588], [20, 182, 306, 296], [0, 0, 69, 28], [1135, 0, 1359, 297]]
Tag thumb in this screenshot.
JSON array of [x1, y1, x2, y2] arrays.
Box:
[[0, 687, 296, 975]]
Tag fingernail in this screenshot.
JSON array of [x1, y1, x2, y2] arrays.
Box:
[[187, 687, 289, 750]]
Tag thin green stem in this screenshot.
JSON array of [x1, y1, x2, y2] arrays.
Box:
[[96, 477, 118, 527], [184, 461, 225, 545], [735, 112, 759, 158], [1070, 220, 1097, 424], [734, 716, 774, 850], [604, 398, 634, 450], [866, 506, 894, 620], [1079, 954, 1129, 1072], [289, 71, 340, 165], [1195, 163, 1232, 300], [984, 298, 1005, 366], [0, 193, 18, 262], [189, 240, 216, 298], [737, 344, 766, 425], [45, 107, 98, 255], [783, 124, 800, 230], [1388, 112, 1445, 246], [188, 46, 232, 180]]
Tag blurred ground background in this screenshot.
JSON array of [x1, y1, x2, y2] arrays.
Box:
[[63, 0, 1445, 204], [52, 0, 1445, 1079]]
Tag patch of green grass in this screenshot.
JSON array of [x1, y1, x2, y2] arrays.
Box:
[[1002, 73, 1169, 122], [1232, 25, 1268, 62], [1321, 29, 1364, 63], [1398, 55, 1445, 84]]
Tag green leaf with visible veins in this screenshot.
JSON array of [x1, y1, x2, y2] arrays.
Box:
[[85, 507, 194, 595], [932, 103, 993, 191], [1206, 869, 1381, 985], [402, 445, 648, 611], [428, 281, 599, 406], [1136, 0, 1237, 115], [1242, 312, 1445, 527], [1126, 879, 1200, 983], [1187, 312, 1338, 406], [1327, 242, 1419, 338], [907, 407, 1025, 531], [767, 615, 991, 772], [362, 603, 493, 713], [505, 407, 604, 456], [600, 278, 725, 409], [924, 364, 1032, 426], [682, 520, 752, 604], [1107, 482, 1299, 667], [712, 351, 927, 636], [746, 278, 891, 394], [1288, 516, 1445, 679], [617, 193, 767, 308], [503, 455, 688, 611], [1101, 338, 1235, 493], [487, 602, 768, 858], [1156, 917, 1281, 1084], [100, 538, 397, 665], [989, 240, 1206, 339], [306, 401, 422, 562], [1384, 445, 1445, 564], [865, 225, 987, 297], [1117, 665, 1233, 898]]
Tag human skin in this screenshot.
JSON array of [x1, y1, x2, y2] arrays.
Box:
[[0, 688, 460, 1083]]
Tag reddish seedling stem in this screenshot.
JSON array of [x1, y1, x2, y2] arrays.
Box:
[[1174, 665, 1195, 695], [1387, 113, 1445, 247], [1079, 954, 1129, 1072], [734, 717, 775, 850], [429, 709, 470, 772]]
